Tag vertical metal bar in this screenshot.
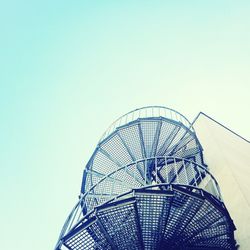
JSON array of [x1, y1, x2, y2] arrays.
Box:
[[174, 158, 179, 184], [100, 178, 104, 204], [133, 162, 136, 186], [216, 183, 222, 201], [211, 177, 220, 199], [146, 158, 150, 184], [96, 219, 117, 249], [124, 165, 129, 193], [179, 115, 182, 124], [183, 159, 189, 185], [111, 172, 115, 197], [175, 112, 178, 121], [165, 156, 168, 184], [197, 164, 203, 184], [155, 157, 158, 184], [192, 163, 198, 187]]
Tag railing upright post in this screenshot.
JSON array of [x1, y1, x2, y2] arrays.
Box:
[[165, 156, 168, 184], [192, 162, 198, 187], [144, 160, 147, 185], [155, 157, 158, 184], [111, 172, 115, 198], [183, 159, 189, 185], [197, 164, 203, 184], [212, 178, 220, 200], [133, 163, 136, 186], [174, 158, 179, 184]]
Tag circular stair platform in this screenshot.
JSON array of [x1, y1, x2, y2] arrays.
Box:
[[62, 185, 236, 250]]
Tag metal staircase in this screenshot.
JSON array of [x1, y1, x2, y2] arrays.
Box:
[[55, 106, 236, 250]]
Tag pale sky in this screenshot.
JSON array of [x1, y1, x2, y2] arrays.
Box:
[[1, 1, 250, 249]]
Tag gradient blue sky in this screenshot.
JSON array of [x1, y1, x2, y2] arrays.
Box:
[[1, 1, 250, 249]]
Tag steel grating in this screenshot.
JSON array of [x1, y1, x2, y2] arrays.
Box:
[[96, 198, 143, 250], [82, 117, 205, 194], [62, 185, 235, 250], [56, 107, 237, 250], [80, 156, 221, 212], [63, 217, 112, 250]]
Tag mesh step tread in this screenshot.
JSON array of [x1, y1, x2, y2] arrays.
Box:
[[63, 186, 235, 250], [82, 117, 203, 193]]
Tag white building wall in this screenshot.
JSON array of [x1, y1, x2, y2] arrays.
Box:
[[194, 113, 250, 249]]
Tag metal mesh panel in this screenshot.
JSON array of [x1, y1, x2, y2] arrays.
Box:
[[91, 150, 119, 175], [84, 194, 110, 212], [140, 120, 159, 157], [57, 108, 237, 250], [85, 172, 102, 191], [113, 163, 145, 188], [181, 200, 226, 243], [83, 117, 207, 195], [165, 126, 187, 154], [190, 224, 231, 245], [158, 160, 193, 186], [64, 219, 112, 250], [97, 201, 143, 250], [164, 191, 189, 238], [191, 235, 232, 249], [174, 137, 199, 157], [84, 163, 146, 212], [177, 163, 190, 185], [62, 186, 235, 250], [84, 183, 129, 212], [163, 191, 204, 242], [100, 133, 133, 166], [64, 227, 95, 250], [135, 192, 171, 249], [118, 123, 143, 160], [156, 120, 176, 156], [171, 133, 192, 152]]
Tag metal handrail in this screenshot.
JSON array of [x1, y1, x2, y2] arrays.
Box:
[[83, 156, 221, 203], [99, 106, 194, 142]]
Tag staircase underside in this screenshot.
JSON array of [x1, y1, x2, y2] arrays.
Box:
[[62, 185, 236, 250], [82, 117, 205, 193]]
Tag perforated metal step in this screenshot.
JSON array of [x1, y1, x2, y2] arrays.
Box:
[[82, 117, 205, 193], [55, 107, 237, 250], [62, 185, 236, 250]]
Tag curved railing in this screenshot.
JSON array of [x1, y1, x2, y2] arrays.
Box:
[[83, 156, 221, 210], [55, 157, 221, 249], [99, 106, 195, 142]]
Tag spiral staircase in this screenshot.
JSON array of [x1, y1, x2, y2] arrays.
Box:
[[55, 106, 236, 250]]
